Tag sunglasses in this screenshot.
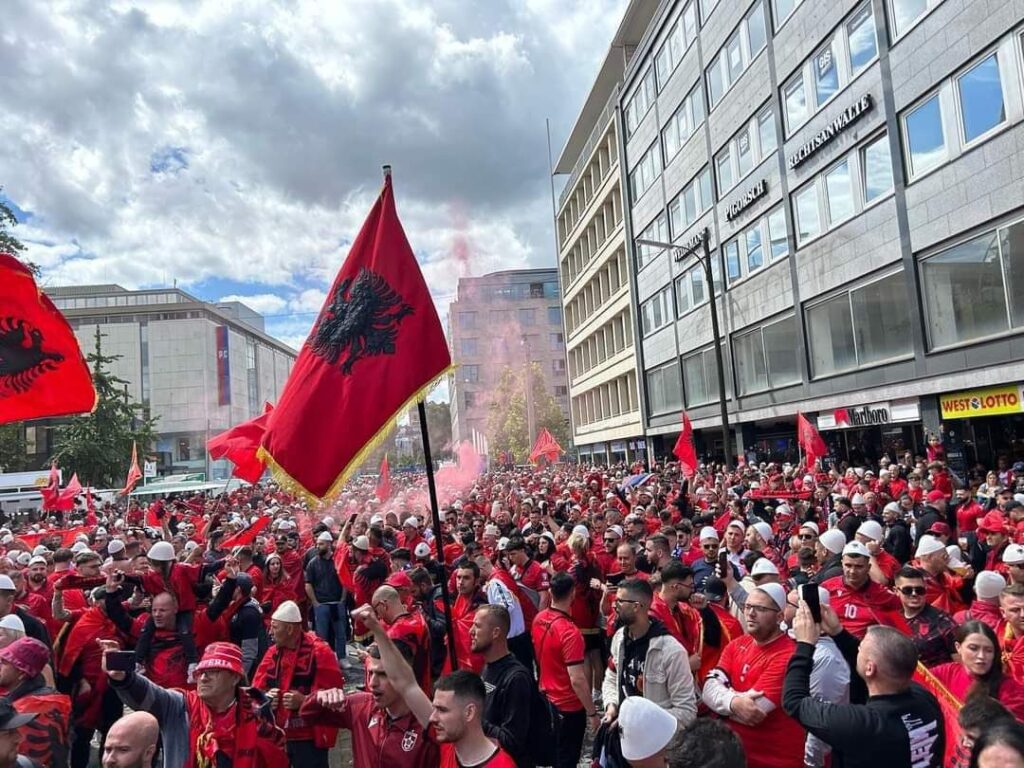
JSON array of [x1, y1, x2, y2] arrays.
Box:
[[898, 586, 927, 596], [798, 533, 815, 540]]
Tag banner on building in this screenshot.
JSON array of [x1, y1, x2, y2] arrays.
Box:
[[940, 384, 1024, 420], [215, 326, 231, 406]]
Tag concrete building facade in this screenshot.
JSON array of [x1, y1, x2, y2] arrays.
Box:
[[552, 1, 658, 466], [618, 0, 1024, 469], [41, 285, 296, 477], [447, 270, 570, 449]]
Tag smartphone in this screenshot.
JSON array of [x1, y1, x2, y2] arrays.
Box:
[[800, 583, 822, 623], [718, 551, 729, 579], [607, 572, 625, 588], [106, 650, 136, 672]]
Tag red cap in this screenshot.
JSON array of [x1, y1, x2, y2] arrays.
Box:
[[978, 511, 1010, 535], [927, 522, 951, 537], [0, 637, 48, 678], [926, 490, 946, 503], [385, 571, 413, 592], [195, 642, 244, 677]]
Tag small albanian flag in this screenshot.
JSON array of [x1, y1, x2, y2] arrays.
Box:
[[0, 253, 96, 424], [54, 473, 81, 512], [207, 403, 272, 483], [120, 441, 143, 496], [376, 454, 391, 501], [673, 411, 698, 478], [259, 171, 453, 500], [796, 412, 827, 472]]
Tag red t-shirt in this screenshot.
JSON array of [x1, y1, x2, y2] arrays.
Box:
[[387, 610, 432, 692], [714, 633, 804, 768], [440, 742, 517, 768], [513, 558, 550, 593], [531, 608, 584, 712], [822, 576, 910, 638]]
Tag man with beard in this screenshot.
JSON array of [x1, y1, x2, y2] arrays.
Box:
[[822, 542, 909, 638], [601, 578, 696, 750], [105, 641, 287, 768], [140, 541, 202, 671], [0, 638, 70, 768], [408, 567, 447, 681], [101, 712, 158, 768], [208, 565, 267, 679], [253, 601, 343, 768], [305, 532, 346, 663], [443, 564, 487, 674], [103, 577, 188, 690], [471, 604, 536, 767]]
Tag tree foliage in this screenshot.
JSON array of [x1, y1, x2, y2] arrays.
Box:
[[0, 188, 38, 275], [485, 362, 571, 464], [0, 424, 28, 473], [52, 327, 159, 487]]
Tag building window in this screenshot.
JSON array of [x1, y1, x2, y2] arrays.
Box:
[[675, 256, 721, 317], [919, 219, 1024, 348], [732, 314, 800, 395], [781, 2, 878, 134], [793, 132, 893, 246], [465, 392, 477, 408], [177, 438, 191, 462], [723, 205, 790, 286], [519, 308, 536, 326], [555, 385, 568, 397], [682, 346, 728, 406], [636, 212, 670, 272], [773, 0, 805, 28], [805, 270, 913, 377], [646, 360, 683, 416], [887, 0, 945, 40], [460, 338, 478, 356], [139, 323, 150, 405], [705, 1, 768, 109], [461, 365, 480, 383], [629, 142, 662, 201], [662, 82, 705, 165], [549, 332, 564, 349], [547, 306, 562, 325], [715, 104, 777, 197], [458, 311, 477, 329], [246, 339, 258, 417], [700, 0, 721, 22], [641, 286, 674, 337], [901, 38, 1016, 181], [552, 359, 566, 373], [668, 167, 714, 238], [655, 0, 699, 90], [625, 68, 657, 137]]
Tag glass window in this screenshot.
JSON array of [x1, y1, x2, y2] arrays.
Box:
[[683, 352, 709, 406], [547, 306, 562, 324], [850, 276, 913, 365], [774, 0, 799, 24], [699, 169, 713, 209], [683, 185, 697, 227], [716, 149, 733, 194], [784, 79, 808, 131], [701, 0, 721, 21], [726, 33, 743, 84], [460, 338, 478, 356], [691, 267, 706, 305], [846, 4, 877, 76], [746, 3, 767, 58], [683, 1, 698, 39], [768, 207, 789, 260], [763, 315, 801, 386], [734, 329, 768, 395], [807, 295, 857, 376], [725, 240, 742, 282], [795, 185, 821, 242], [676, 276, 692, 315], [758, 108, 777, 156], [922, 231, 1008, 347], [889, 0, 929, 38], [825, 159, 855, 225], [813, 42, 839, 107], [736, 130, 754, 177], [957, 53, 1006, 143], [1000, 220, 1024, 328], [746, 225, 764, 272], [904, 94, 946, 177], [708, 58, 725, 106], [862, 135, 893, 202]]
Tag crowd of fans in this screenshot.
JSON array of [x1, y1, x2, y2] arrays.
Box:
[[2, 446, 1024, 767]]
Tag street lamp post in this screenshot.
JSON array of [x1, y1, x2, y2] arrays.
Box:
[[520, 335, 537, 451], [637, 227, 732, 471]]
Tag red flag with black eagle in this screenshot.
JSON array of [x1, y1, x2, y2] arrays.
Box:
[[207, 403, 272, 483], [376, 454, 391, 501], [796, 412, 828, 472], [0, 253, 96, 424], [673, 411, 698, 478], [258, 172, 453, 500]]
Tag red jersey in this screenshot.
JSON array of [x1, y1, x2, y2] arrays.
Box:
[[713, 633, 804, 768], [649, 595, 702, 656], [440, 742, 516, 768], [821, 576, 910, 638], [531, 608, 584, 712], [957, 501, 986, 533], [513, 558, 549, 594], [387, 610, 432, 692]]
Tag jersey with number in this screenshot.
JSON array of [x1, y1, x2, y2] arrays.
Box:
[[821, 576, 910, 638]]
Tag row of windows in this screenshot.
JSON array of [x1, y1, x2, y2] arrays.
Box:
[[640, 285, 674, 336], [458, 307, 562, 330], [716, 103, 777, 197], [55, 292, 186, 309], [565, 247, 628, 337], [706, 1, 768, 109], [459, 333, 565, 358], [572, 371, 639, 427], [668, 167, 714, 240], [723, 205, 789, 285], [629, 142, 662, 201]]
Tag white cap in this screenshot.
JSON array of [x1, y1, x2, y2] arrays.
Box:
[[95, 527, 107, 535], [915, 535, 945, 558], [316, 531, 334, 543], [497, 537, 510, 552], [851, 493, 865, 505], [946, 545, 965, 567], [147, 541, 176, 562], [819, 529, 847, 555], [16, 553, 30, 566], [800, 521, 820, 536], [618, 695, 678, 761], [107, 540, 126, 555], [776, 504, 792, 516], [278, 520, 296, 531], [30, 546, 47, 558], [184, 541, 199, 552], [699, 526, 720, 542], [1004, 543, 1024, 566], [726, 519, 746, 532], [70, 542, 90, 554], [322, 517, 335, 528], [414, 542, 431, 558], [271, 600, 303, 623], [856, 521, 884, 542], [883, 501, 901, 516], [0, 614, 24, 633], [403, 517, 420, 528], [976, 571, 1007, 600], [369, 515, 384, 526], [843, 541, 871, 558], [571, 524, 590, 540], [751, 558, 779, 577], [0, 575, 15, 591], [608, 525, 624, 538], [751, 521, 773, 543], [756, 583, 788, 611], [27, 556, 46, 567], [0, 536, 12, 546], [352, 535, 370, 551]]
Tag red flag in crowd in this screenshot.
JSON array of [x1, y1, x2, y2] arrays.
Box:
[[796, 412, 827, 471], [40, 463, 60, 510], [221, 515, 272, 550], [673, 411, 698, 478], [0, 253, 97, 425], [54, 473, 82, 512], [258, 172, 453, 500], [376, 454, 391, 501], [528, 428, 563, 464], [120, 441, 143, 496], [207, 403, 272, 483]]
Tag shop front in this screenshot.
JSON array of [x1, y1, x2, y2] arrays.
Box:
[[815, 399, 922, 466], [939, 384, 1024, 471]]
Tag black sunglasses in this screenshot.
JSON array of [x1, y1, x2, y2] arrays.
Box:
[[898, 586, 927, 596]]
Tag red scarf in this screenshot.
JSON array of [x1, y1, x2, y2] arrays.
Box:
[[57, 607, 120, 677], [187, 688, 287, 768]]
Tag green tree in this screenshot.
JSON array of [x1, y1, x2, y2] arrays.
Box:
[[52, 327, 158, 487], [486, 363, 570, 464], [0, 424, 28, 473], [0, 188, 38, 275]]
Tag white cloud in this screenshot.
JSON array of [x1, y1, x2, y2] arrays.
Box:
[[218, 293, 288, 315]]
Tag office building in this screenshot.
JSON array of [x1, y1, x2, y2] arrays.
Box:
[[552, 0, 658, 466], [38, 285, 296, 477], [448, 270, 570, 448], [620, 0, 1024, 468]]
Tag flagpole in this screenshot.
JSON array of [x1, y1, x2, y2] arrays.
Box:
[[385, 164, 459, 670]]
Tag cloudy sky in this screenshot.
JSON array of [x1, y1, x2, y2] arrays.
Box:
[[1, 0, 625, 361]]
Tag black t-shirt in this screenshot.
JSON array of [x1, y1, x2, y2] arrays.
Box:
[[620, 621, 669, 699], [305, 553, 344, 603]]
